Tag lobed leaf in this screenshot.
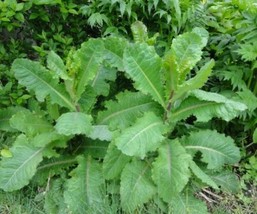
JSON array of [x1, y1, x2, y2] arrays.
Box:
[[0, 135, 44, 191], [116, 112, 167, 159], [182, 130, 240, 169], [120, 159, 156, 213], [124, 43, 165, 106], [152, 140, 191, 202]]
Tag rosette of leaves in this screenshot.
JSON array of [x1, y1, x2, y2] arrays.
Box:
[[0, 22, 246, 213]]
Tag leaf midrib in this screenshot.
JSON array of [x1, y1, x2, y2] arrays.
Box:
[[185, 145, 231, 159], [98, 102, 155, 124]]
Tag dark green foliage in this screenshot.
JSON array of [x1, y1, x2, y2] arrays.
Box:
[[0, 0, 257, 213]]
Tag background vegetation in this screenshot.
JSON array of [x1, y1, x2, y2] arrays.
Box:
[[0, 0, 256, 213]]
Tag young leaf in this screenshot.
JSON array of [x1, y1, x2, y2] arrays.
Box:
[[116, 112, 167, 159], [47, 51, 70, 80], [189, 161, 218, 189], [169, 191, 208, 214], [64, 156, 106, 213], [171, 90, 247, 123], [11, 59, 76, 111], [55, 112, 92, 136], [173, 60, 215, 101], [152, 140, 192, 202], [10, 111, 53, 137], [182, 130, 240, 169], [131, 21, 148, 43], [74, 39, 105, 100], [103, 142, 130, 180], [170, 28, 208, 83], [103, 37, 128, 71], [97, 91, 161, 130], [124, 43, 165, 107], [0, 135, 44, 191], [120, 159, 156, 213]]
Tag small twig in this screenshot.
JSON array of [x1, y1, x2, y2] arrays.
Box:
[[202, 188, 223, 200], [198, 192, 217, 204]]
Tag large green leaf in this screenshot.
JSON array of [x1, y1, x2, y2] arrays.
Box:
[[152, 140, 191, 202], [97, 91, 161, 130], [103, 37, 128, 71], [11, 59, 76, 110], [55, 112, 92, 136], [10, 110, 53, 137], [103, 142, 130, 180], [64, 156, 106, 213], [182, 130, 240, 169], [124, 43, 165, 106], [0, 135, 44, 191], [169, 191, 208, 214], [116, 112, 167, 159], [171, 90, 247, 123], [120, 159, 156, 213], [74, 39, 105, 100]]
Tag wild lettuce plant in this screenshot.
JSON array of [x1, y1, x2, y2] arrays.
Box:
[[0, 22, 247, 213]]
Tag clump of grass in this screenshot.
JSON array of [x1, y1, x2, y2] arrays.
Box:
[[0, 187, 45, 214]]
